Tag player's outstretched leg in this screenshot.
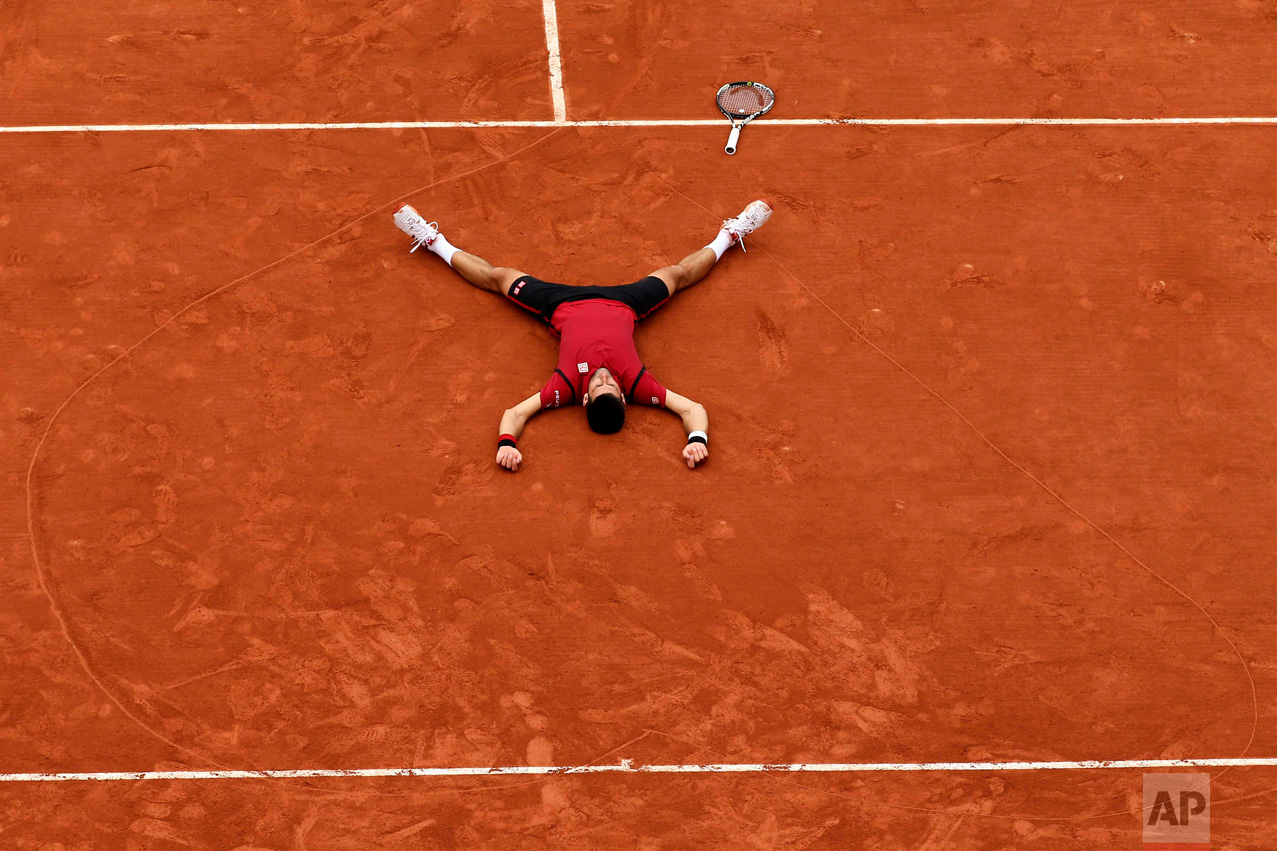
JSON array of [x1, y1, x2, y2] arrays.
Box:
[[651, 200, 772, 295], [393, 205, 525, 294]]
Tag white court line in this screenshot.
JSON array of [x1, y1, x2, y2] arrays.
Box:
[[3, 117, 1277, 133], [541, 0, 567, 122], [3, 758, 1277, 783]]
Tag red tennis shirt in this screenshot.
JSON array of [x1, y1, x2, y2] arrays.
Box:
[[538, 300, 667, 410]]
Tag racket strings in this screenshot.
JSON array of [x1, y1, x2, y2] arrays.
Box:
[[717, 85, 773, 117]]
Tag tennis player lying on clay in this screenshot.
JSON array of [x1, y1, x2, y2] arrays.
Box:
[[392, 200, 772, 472]]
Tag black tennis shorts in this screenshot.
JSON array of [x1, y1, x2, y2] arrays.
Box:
[[506, 275, 671, 324]]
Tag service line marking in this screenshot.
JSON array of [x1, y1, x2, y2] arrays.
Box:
[[3, 117, 1277, 133], [541, 0, 567, 122], [3, 758, 1277, 783]]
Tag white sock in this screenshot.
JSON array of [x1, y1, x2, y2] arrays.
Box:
[[430, 234, 460, 266], [705, 229, 735, 261]]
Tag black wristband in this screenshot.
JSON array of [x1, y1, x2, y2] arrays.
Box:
[[686, 434, 707, 446], [498, 437, 517, 449]]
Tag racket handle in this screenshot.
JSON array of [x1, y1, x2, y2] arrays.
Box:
[[725, 125, 742, 155]]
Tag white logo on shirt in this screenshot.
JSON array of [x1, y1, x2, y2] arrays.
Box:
[[577, 362, 589, 374], [651, 396, 658, 404]]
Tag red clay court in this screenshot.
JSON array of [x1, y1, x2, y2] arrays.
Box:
[[4, 0, 1277, 847]]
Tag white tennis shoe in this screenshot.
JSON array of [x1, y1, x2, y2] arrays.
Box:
[[393, 204, 440, 252], [721, 200, 773, 251]]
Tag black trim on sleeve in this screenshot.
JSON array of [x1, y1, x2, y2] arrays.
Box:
[[626, 367, 647, 402], [554, 368, 578, 404]]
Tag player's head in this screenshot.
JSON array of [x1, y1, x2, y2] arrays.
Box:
[[584, 368, 625, 434]]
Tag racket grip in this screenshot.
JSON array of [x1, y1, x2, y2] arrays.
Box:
[[725, 125, 742, 155]]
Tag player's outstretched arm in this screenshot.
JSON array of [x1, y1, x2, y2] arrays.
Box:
[[496, 393, 541, 472], [664, 390, 709, 469]]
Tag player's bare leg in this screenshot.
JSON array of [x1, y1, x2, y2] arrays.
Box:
[[651, 200, 773, 297], [449, 252, 526, 294], [651, 247, 717, 295], [393, 204, 525, 294]]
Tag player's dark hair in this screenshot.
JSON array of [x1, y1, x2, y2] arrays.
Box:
[[586, 393, 626, 434]]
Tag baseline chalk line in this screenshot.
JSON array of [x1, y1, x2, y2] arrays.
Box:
[[3, 117, 1277, 134], [4, 758, 1277, 783]]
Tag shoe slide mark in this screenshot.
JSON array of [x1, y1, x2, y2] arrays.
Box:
[[589, 498, 620, 538], [432, 459, 497, 499], [385, 313, 456, 397], [673, 535, 723, 602], [857, 307, 895, 342], [755, 309, 789, 376], [935, 263, 1006, 294], [804, 586, 948, 727], [1247, 220, 1277, 257], [750, 415, 800, 485]]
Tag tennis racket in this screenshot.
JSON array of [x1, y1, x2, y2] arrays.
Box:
[[716, 81, 775, 155]]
